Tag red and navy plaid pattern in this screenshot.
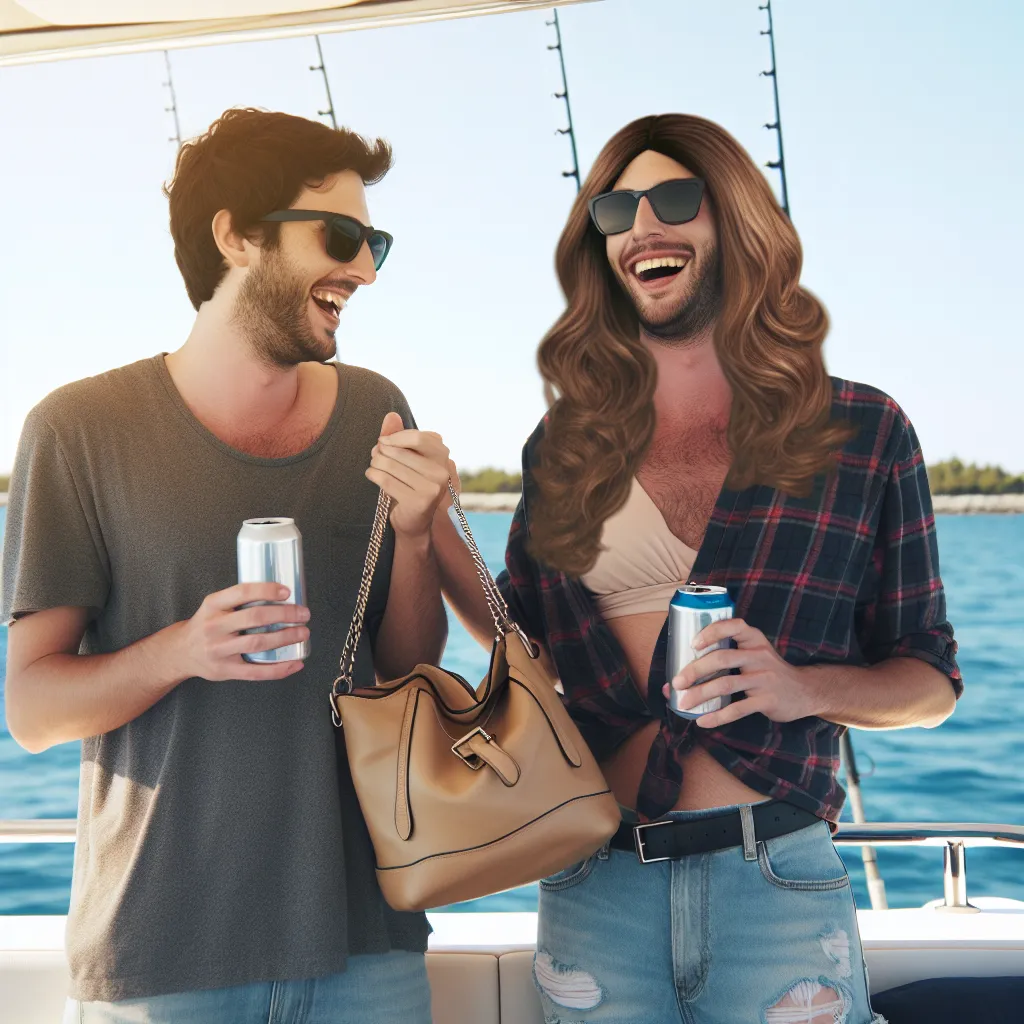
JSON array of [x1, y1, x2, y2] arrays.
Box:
[[496, 380, 961, 823]]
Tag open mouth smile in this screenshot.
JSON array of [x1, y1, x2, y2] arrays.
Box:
[[631, 255, 689, 287], [310, 287, 347, 328]]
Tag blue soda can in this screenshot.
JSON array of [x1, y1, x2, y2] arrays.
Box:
[[667, 585, 735, 719]]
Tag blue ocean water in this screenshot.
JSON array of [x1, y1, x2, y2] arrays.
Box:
[[1, 506, 1022, 915]]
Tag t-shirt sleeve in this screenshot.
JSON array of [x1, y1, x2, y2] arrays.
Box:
[[854, 410, 962, 696], [0, 407, 111, 625], [397, 393, 417, 431]]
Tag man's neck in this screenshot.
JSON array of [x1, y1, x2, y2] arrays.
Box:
[[166, 300, 309, 435], [642, 325, 732, 427]]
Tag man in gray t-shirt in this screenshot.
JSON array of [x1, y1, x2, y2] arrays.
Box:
[[1, 109, 451, 1022]]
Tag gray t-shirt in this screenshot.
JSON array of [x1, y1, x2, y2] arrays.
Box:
[[0, 354, 430, 1002]]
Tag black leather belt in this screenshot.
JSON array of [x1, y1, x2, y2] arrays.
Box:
[[611, 800, 820, 863]]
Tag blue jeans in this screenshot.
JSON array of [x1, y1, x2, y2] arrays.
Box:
[[534, 803, 885, 1024], [62, 950, 431, 1023]]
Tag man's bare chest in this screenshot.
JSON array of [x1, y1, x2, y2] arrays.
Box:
[[203, 382, 336, 458], [217, 419, 327, 458], [636, 426, 731, 551], [183, 363, 339, 459]]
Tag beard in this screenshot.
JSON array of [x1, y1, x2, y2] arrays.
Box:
[[232, 247, 335, 367], [633, 242, 722, 345]]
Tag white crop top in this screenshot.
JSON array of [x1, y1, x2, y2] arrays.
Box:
[[580, 477, 697, 619]]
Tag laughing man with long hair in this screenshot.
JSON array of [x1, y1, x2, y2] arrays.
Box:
[[432, 114, 961, 1023]]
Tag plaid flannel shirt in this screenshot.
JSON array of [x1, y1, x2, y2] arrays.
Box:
[[495, 379, 962, 823]]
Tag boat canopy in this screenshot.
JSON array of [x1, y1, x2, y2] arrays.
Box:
[[0, 0, 593, 65]]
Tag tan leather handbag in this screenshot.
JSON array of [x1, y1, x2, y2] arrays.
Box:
[[330, 486, 620, 912]]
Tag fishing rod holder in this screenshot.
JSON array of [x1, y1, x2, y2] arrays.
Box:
[[943, 840, 974, 911]]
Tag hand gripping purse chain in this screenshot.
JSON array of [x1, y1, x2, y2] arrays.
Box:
[[330, 482, 529, 721], [327, 481, 620, 912]]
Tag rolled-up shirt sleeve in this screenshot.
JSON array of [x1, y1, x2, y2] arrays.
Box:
[[855, 411, 962, 696]]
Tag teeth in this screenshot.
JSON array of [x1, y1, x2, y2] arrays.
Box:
[[312, 288, 345, 314], [633, 256, 687, 275]]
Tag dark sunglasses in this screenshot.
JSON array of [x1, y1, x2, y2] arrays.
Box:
[[260, 210, 393, 270], [588, 177, 706, 236]]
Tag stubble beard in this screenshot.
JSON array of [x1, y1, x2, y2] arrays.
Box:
[[634, 242, 722, 346], [232, 248, 336, 368]]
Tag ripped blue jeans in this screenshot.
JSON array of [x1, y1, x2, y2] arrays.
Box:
[[534, 802, 885, 1024]]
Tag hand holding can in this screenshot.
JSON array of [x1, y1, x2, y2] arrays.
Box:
[[171, 582, 309, 682], [666, 585, 735, 719]]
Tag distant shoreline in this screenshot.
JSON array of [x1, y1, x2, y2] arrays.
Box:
[[2, 492, 1023, 514], [931, 494, 1024, 514], [455, 493, 1024, 515]]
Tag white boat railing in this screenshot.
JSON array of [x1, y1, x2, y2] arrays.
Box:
[[834, 823, 1024, 911], [2, 819, 1022, 912], [0, 819, 77, 843]]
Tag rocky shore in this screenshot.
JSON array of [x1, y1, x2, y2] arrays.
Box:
[[456, 493, 520, 512], [931, 494, 1024, 514], [455, 493, 1024, 515]]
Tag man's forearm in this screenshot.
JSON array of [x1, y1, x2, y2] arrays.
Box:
[[373, 530, 448, 680], [430, 507, 499, 651], [803, 656, 957, 730], [6, 624, 185, 753]]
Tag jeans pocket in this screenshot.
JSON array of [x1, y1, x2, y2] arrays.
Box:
[[538, 856, 595, 891], [756, 823, 851, 891]]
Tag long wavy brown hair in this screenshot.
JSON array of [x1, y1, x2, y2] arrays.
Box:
[[528, 113, 854, 577]]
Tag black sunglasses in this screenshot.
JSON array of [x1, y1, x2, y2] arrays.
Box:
[[588, 178, 706, 236], [260, 210, 393, 270]]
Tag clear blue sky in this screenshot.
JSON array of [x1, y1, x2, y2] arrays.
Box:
[[0, 0, 1021, 475]]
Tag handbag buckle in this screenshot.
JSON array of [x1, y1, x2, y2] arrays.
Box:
[[452, 727, 493, 770], [633, 820, 674, 864]]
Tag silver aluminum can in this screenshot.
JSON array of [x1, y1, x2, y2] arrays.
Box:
[[236, 517, 310, 663], [667, 584, 735, 719]]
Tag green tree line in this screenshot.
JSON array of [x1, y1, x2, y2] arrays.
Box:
[[926, 459, 1024, 495], [457, 468, 523, 493]]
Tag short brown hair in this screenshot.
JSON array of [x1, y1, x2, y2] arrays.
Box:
[[164, 108, 392, 309]]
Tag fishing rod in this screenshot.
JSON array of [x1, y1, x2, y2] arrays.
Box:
[[758, 0, 789, 217], [310, 35, 338, 129], [546, 8, 580, 192], [162, 50, 182, 150], [841, 732, 888, 908], [757, 0, 887, 909]]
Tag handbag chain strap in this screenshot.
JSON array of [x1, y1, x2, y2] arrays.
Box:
[[331, 482, 533, 715]]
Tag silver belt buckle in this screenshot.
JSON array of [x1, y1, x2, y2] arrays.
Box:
[[633, 820, 674, 864]]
